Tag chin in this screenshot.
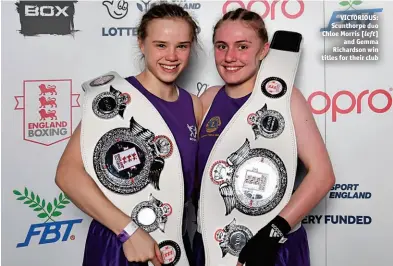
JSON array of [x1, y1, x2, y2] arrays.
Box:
[[220, 74, 244, 86], [151, 71, 177, 84], [218, 69, 241, 84], [157, 73, 179, 84], [157, 67, 184, 83], [220, 68, 257, 87]]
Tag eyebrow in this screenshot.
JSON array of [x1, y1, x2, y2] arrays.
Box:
[[214, 40, 252, 45], [152, 40, 192, 44]]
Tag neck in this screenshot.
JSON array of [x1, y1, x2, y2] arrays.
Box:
[[135, 70, 178, 102], [225, 74, 257, 99]]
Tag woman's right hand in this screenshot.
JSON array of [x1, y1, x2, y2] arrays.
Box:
[[122, 228, 164, 266]]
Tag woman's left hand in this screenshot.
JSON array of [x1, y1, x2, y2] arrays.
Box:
[[236, 216, 290, 266]]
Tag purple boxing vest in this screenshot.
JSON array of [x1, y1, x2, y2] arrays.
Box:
[[83, 76, 197, 266], [196, 87, 249, 197], [126, 76, 198, 202], [192, 87, 310, 266]]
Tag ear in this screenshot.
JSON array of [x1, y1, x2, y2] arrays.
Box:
[[138, 38, 145, 55], [258, 42, 270, 61]]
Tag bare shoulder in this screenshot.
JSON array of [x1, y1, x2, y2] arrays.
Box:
[[189, 93, 203, 127], [290, 86, 312, 118], [290, 86, 332, 170], [190, 92, 200, 104], [199, 85, 222, 116], [291, 86, 306, 103]]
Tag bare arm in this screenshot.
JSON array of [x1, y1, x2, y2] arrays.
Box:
[[191, 93, 203, 129], [279, 87, 336, 228], [191, 86, 221, 207], [199, 86, 222, 119], [55, 122, 130, 235]]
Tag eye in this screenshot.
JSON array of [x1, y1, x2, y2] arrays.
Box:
[[156, 44, 166, 48], [215, 44, 227, 50], [177, 44, 189, 49], [117, 2, 122, 8], [238, 44, 248, 50]]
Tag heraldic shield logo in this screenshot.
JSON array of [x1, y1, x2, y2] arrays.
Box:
[[14, 79, 80, 146]]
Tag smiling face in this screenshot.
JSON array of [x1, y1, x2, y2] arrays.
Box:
[[138, 18, 193, 84], [103, 0, 128, 19], [113, 0, 128, 18], [214, 20, 269, 87]]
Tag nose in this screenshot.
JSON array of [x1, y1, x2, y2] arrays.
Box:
[[165, 47, 178, 62], [225, 47, 237, 62]]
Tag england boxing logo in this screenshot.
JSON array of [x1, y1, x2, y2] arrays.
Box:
[[14, 79, 80, 146], [210, 139, 287, 216]]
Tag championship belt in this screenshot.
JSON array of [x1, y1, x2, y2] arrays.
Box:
[[198, 31, 303, 265], [80, 72, 188, 266]]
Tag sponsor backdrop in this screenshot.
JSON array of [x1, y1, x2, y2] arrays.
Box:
[[1, 0, 392, 265]]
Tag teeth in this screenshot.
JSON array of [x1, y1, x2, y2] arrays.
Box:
[[161, 65, 177, 70], [226, 67, 241, 71]]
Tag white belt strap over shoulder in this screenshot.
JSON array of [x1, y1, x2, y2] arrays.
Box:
[[80, 72, 189, 266], [197, 31, 303, 266]]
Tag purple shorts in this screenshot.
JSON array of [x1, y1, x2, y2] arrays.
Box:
[[192, 225, 310, 266], [82, 220, 194, 266]]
